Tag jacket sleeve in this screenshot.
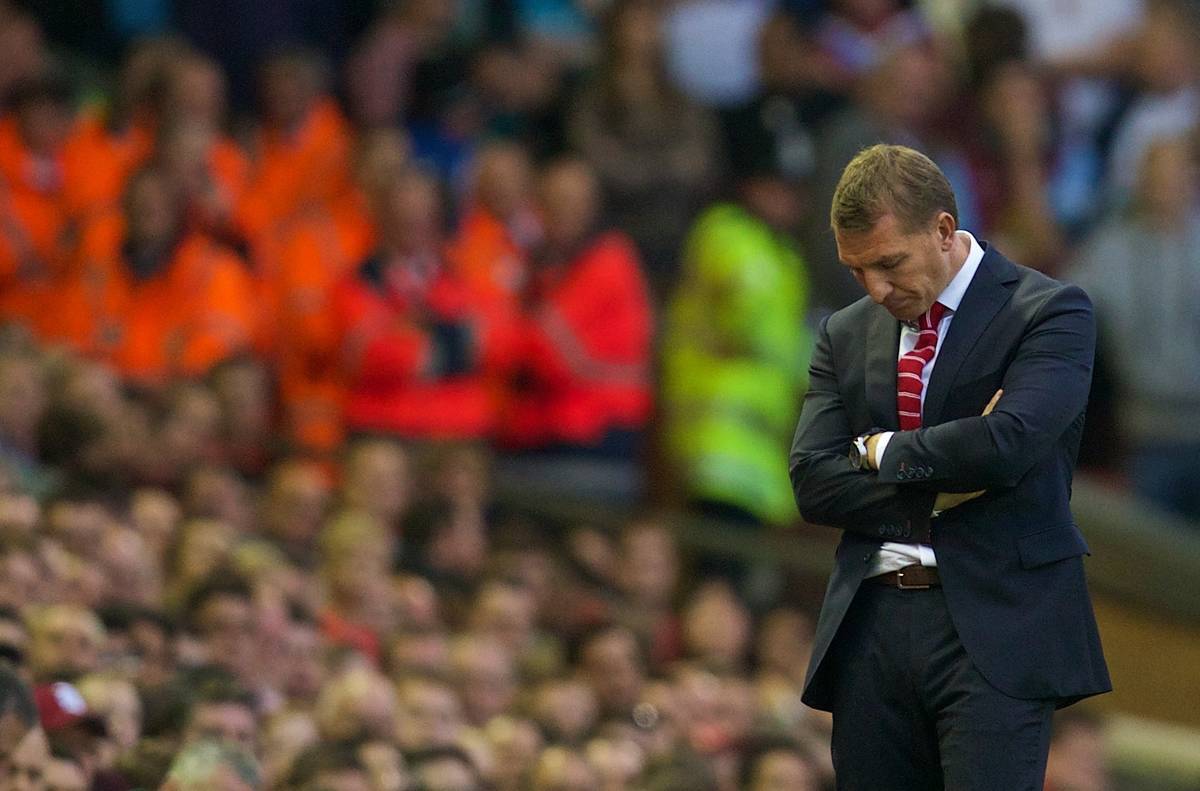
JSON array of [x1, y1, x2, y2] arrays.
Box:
[[877, 284, 1095, 492], [790, 316, 937, 540]]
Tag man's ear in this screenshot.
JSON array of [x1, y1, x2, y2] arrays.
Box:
[[936, 211, 957, 250]]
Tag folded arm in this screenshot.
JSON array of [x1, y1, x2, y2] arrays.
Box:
[[877, 284, 1095, 492], [789, 317, 937, 540]]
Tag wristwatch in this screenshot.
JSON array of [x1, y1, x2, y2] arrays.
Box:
[[849, 433, 873, 470]]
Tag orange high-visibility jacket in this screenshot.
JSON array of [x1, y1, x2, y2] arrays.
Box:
[[268, 203, 375, 454], [502, 231, 654, 448], [0, 117, 71, 335], [234, 99, 354, 245], [61, 111, 154, 222], [52, 216, 257, 385]]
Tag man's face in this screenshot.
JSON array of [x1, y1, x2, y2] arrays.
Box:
[[835, 213, 954, 322]]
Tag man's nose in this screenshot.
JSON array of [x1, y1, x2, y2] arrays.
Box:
[[863, 271, 892, 304]]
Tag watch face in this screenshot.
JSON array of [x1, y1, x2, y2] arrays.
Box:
[[849, 442, 863, 469]]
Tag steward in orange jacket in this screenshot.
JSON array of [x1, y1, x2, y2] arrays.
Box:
[[333, 167, 511, 440], [51, 167, 257, 386], [234, 50, 354, 247], [501, 160, 654, 451], [0, 76, 75, 336]]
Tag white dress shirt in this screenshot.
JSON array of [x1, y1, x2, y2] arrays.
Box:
[[866, 231, 985, 578]]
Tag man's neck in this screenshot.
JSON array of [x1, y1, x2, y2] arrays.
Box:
[[941, 231, 971, 294]]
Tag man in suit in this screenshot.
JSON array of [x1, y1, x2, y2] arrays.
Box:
[[789, 144, 1110, 790]]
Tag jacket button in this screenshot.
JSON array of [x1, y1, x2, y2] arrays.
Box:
[[878, 526, 888, 536]]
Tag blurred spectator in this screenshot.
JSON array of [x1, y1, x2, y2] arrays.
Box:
[[1070, 135, 1200, 519], [235, 48, 353, 246], [0, 664, 39, 772], [813, 0, 929, 80], [26, 606, 103, 684], [3, 724, 48, 791], [1106, 0, 1200, 203], [408, 745, 482, 791], [661, 134, 810, 526], [0, 71, 75, 339], [500, 157, 653, 462], [445, 140, 537, 312], [333, 165, 506, 441], [569, 1, 719, 294], [51, 166, 258, 387], [740, 737, 821, 791]]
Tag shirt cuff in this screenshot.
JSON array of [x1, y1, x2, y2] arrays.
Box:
[[873, 431, 894, 469]]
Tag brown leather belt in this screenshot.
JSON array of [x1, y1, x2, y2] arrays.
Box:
[[868, 564, 940, 589]]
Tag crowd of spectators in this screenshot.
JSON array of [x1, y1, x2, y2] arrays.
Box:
[[0, 0, 1185, 787]]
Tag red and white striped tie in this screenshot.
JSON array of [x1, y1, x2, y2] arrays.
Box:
[[897, 302, 948, 430]]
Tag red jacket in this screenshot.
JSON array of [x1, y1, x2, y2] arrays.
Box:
[[502, 231, 653, 448], [333, 251, 510, 439]]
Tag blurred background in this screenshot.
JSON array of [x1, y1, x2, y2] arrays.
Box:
[[0, 0, 1196, 789]]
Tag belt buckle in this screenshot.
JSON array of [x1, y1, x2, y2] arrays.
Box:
[[896, 570, 930, 590]]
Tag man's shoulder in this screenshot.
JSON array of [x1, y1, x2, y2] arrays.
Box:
[[822, 294, 879, 339], [990, 247, 1092, 316]]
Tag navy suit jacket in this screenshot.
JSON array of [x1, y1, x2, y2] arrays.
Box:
[[789, 242, 1111, 712]]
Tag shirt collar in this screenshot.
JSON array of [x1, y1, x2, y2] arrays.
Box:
[[936, 230, 983, 313]]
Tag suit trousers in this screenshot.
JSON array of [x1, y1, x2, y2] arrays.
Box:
[[828, 582, 1055, 790]]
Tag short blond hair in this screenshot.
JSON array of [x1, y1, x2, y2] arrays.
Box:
[[830, 144, 958, 234]]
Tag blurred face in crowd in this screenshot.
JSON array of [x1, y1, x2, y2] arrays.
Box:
[[264, 461, 329, 553], [42, 757, 85, 791], [174, 519, 236, 585], [260, 54, 322, 129], [389, 629, 449, 676], [1137, 136, 1198, 224], [194, 592, 258, 682], [129, 489, 180, 560], [473, 144, 531, 223], [749, 748, 820, 791], [757, 608, 815, 679], [861, 43, 947, 130], [2, 726, 46, 791], [76, 676, 140, 753], [395, 678, 463, 752], [315, 667, 397, 743], [124, 170, 183, 251], [185, 700, 257, 755], [342, 442, 411, 528], [537, 160, 599, 253], [0, 356, 44, 450], [376, 169, 443, 254], [100, 527, 162, 607], [531, 679, 597, 744], [28, 606, 104, 683], [682, 583, 752, 670], [167, 55, 227, 127], [618, 521, 678, 608], [185, 469, 254, 535], [581, 628, 644, 717], [280, 620, 325, 702], [450, 636, 516, 726], [0, 553, 39, 612], [835, 210, 962, 322], [469, 583, 534, 655]]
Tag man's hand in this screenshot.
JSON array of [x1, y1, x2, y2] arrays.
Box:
[[933, 389, 1004, 513]]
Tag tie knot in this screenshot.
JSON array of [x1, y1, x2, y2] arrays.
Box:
[[920, 302, 948, 331]]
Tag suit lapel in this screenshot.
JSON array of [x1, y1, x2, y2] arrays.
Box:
[[922, 247, 1019, 426], [865, 305, 901, 430]]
